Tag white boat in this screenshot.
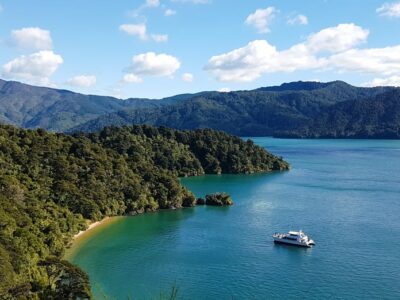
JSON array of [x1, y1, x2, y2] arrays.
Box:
[[273, 230, 315, 247]]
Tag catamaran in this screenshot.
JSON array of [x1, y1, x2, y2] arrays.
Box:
[[273, 230, 315, 247]]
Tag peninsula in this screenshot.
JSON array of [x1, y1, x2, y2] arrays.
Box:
[[0, 124, 288, 299]]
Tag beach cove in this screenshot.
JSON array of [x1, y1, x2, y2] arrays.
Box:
[[65, 217, 123, 261], [67, 138, 400, 299]]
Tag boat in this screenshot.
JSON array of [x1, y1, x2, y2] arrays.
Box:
[[273, 230, 315, 247]]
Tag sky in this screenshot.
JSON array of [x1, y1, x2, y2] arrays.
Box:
[[0, 0, 400, 99]]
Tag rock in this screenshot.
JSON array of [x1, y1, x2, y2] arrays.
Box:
[[205, 193, 234, 206], [182, 194, 196, 207], [196, 198, 205, 205]]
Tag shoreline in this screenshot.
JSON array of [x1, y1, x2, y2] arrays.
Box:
[[66, 206, 198, 260], [66, 216, 123, 260], [73, 217, 111, 240], [66, 197, 235, 259]]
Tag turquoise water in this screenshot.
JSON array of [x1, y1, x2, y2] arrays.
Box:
[[69, 138, 400, 299]]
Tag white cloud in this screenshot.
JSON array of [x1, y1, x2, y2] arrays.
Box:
[[306, 23, 368, 53], [171, 0, 211, 4], [119, 23, 168, 42], [123, 73, 143, 83], [287, 14, 308, 26], [377, 1, 400, 17], [146, 0, 160, 7], [127, 52, 181, 78], [119, 24, 147, 40], [67, 75, 96, 88], [245, 7, 276, 33], [205, 40, 280, 82], [326, 45, 400, 75], [364, 76, 400, 87], [130, 0, 161, 16], [11, 27, 53, 50], [182, 73, 194, 82], [151, 34, 168, 42], [0, 4, 3, 12], [205, 23, 397, 83], [2, 50, 63, 86], [165, 9, 177, 16], [218, 87, 231, 93]]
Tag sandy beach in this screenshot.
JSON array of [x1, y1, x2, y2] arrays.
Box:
[[65, 216, 123, 260], [73, 217, 111, 239]]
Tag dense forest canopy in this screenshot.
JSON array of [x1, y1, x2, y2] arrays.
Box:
[[0, 79, 167, 132], [275, 89, 400, 138], [71, 81, 400, 138], [1, 79, 399, 138], [0, 124, 288, 299]]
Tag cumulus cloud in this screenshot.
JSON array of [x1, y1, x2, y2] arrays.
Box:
[[125, 52, 180, 82], [182, 73, 194, 82], [245, 7, 276, 33], [377, 1, 400, 17], [206, 40, 283, 82], [326, 45, 400, 75], [287, 14, 308, 26], [165, 9, 177, 16], [123, 73, 143, 83], [119, 23, 168, 42], [11, 27, 53, 50], [67, 75, 96, 88], [2, 50, 63, 86], [364, 76, 400, 87], [205, 23, 397, 83], [306, 23, 368, 53]]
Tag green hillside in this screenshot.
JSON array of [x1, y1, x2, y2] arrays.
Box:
[[72, 81, 398, 138], [0, 124, 288, 299]]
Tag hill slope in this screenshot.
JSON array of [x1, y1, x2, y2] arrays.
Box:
[[0, 124, 288, 298], [1, 79, 399, 138], [0, 79, 174, 132], [274, 89, 400, 138], [72, 81, 397, 137]]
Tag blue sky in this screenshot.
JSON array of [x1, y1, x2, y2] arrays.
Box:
[[0, 0, 400, 98]]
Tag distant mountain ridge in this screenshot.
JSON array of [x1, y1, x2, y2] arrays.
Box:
[[256, 80, 335, 92], [1, 78, 399, 138], [0, 79, 185, 131], [71, 81, 399, 138], [276, 89, 400, 138]]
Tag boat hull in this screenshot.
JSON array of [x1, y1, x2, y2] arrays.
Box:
[[273, 240, 311, 248]]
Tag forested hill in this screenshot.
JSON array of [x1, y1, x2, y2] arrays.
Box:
[[274, 89, 400, 139], [2, 79, 399, 138], [71, 81, 399, 138], [0, 79, 181, 132], [0, 124, 288, 299]]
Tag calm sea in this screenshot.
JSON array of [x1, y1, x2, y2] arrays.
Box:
[[68, 138, 400, 299]]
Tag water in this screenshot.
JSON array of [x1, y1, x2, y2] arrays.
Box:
[[68, 138, 400, 299]]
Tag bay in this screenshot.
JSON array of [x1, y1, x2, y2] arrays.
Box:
[[68, 138, 400, 299]]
